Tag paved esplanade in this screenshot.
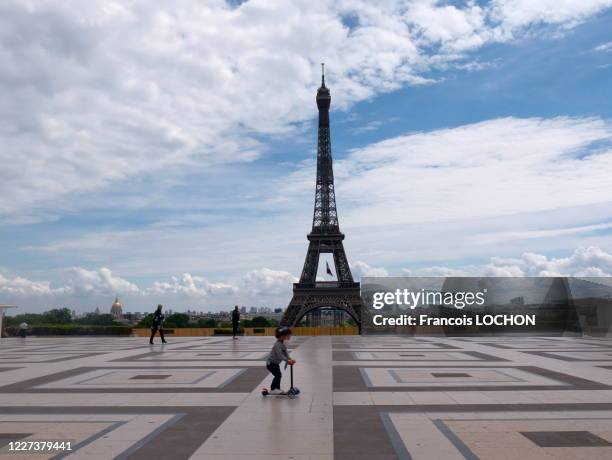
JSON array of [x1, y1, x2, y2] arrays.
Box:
[[1, 335, 612, 459]]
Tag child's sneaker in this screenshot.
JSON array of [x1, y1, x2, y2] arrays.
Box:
[[270, 389, 283, 395]]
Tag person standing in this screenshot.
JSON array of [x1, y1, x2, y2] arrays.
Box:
[[231, 305, 240, 340], [18, 322, 28, 338], [149, 304, 167, 344]]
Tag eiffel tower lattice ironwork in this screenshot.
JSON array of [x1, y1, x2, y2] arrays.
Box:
[[281, 64, 363, 330]]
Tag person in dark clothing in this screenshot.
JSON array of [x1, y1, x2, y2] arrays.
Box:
[[149, 304, 167, 344], [231, 305, 240, 340]]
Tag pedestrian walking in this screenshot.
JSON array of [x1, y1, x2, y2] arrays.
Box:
[[232, 305, 240, 340], [149, 304, 167, 344]]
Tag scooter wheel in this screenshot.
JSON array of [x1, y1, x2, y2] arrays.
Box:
[[293, 387, 300, 395], [262, 389, 269, 396]]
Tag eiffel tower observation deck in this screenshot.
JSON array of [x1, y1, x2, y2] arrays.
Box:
[[281, 65, 363, 329]]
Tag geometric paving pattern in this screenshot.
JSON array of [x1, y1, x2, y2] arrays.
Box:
[[360, 366, 569, 388], [378, 411, 612, 459], [333, 335, 612, 459], [1, 334, 611, 459], [521, 349, 612, 361], [0, 336, 303, 459], [32, 368, 245, 390], [0, 414, 183, 459]]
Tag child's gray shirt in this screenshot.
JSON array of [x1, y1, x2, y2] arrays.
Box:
[[267, 341, 291, 365]]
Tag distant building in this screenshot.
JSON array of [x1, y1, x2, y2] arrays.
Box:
[[300, 308, 349, 327], [122, 312, 143, 324], [110, 296, 123, 319]]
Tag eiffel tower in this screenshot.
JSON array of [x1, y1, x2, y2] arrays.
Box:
[[281, 64, 363, 330]]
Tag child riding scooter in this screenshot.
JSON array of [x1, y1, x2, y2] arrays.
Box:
[[262, 327, 299, 397]]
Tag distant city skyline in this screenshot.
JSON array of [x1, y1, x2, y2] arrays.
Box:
[[1, 1, 612, 313]]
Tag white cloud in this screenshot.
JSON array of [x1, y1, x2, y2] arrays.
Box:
[[330, 116, 612, 227], [404, 246, 612, 277], [63, 267, 140, 294], [594, 41, 612, 52], [240, 267, 298, 297], [350, 120, 385, 135], [0, 265, 299, 311], [476, 222, 612, 245], [18, 115, 612, 301], [402, 265, 484, 277], [351, 261, 389, 278], [1, 0, 611, 221], [486, 246, 612, 277], [0, 272, 67, 296], [6, 245, 612, 311], [489, 0, 612, 38], [1, 266, 141, 299], [147, 273, 236, 297]]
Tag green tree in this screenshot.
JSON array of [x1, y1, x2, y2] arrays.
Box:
[[137, 314, 154, 328], [164, 313, 190, 328], [197, 318, 217, 328], [5, 313, 44, 327], [74, 313, 119, 326], [251, 316, 272, 327], [41, 308, 72, 324]]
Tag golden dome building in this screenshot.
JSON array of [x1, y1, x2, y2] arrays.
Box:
[[110, 296, 123, 320]]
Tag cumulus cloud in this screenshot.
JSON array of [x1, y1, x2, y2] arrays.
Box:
[[0, 273, 67, 296], [351, 261, 389, 278], [0, 265, 298, 311], [404, 246, 612, 277], [1, 0, 611, 221], [63, 267, 140, 294], [4, 246, 612, 311], [1, 266, 138, 298], [240, 267, 298, 296], [488, 0, 612, 38], [485, 246, 612, 277], [147, 273, 236, 297]]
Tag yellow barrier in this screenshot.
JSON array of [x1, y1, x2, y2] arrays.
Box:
[[132, 326, 359, 337], [132, 328, 214, 337], [290, 326, 359, 336]]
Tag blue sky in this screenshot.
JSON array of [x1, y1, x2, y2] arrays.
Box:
[[0, 0, 611, 313]]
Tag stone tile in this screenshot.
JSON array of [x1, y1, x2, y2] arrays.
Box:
[[520, 430, 612, 447]]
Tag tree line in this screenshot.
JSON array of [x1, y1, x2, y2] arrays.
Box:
[[136, 313, 278, 328], [5, 307, 279, 329]]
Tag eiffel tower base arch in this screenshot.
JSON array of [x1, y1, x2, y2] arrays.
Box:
[[281, 285, 363, 332]]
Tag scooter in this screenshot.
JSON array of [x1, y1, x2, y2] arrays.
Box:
[[262, 361, 300, 399]]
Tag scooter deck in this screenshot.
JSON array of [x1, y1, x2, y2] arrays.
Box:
[[262, 387, 300, 397], [262, 388, 289, 396]]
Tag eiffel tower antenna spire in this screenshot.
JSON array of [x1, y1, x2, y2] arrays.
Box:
[[321, 62, 325, 87]]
